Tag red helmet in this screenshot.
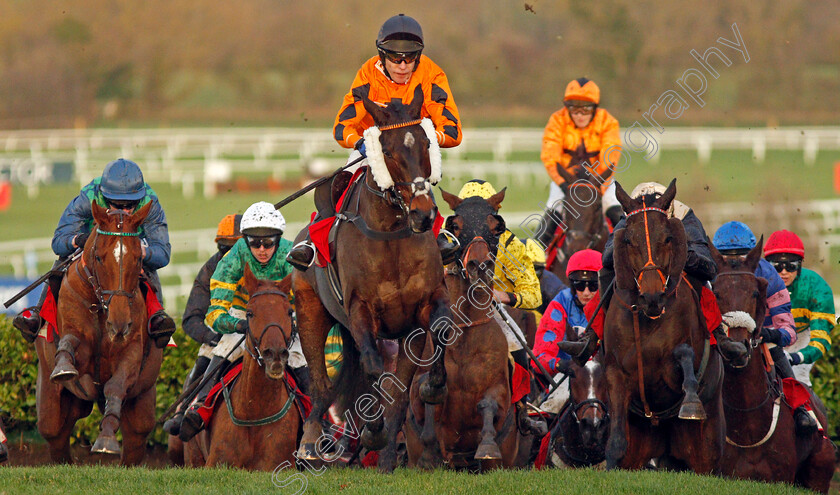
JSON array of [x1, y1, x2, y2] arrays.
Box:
[[566, 249, 603, 278], [764, 230, 805, 258]]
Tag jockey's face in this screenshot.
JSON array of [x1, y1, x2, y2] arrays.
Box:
[[247, 235, 278, 264], [384, 57, 416, 84], [567, 104, 595, 129]]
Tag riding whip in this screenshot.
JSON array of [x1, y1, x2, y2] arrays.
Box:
[[3, 249, 83, 309], [273, 154, 367, 211], [157, 333, 247, 424], [493, 302, 565, 394]]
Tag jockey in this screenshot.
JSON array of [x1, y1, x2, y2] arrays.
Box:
[[162, 214, 242, 436], [557, 182, 748, 364], [12, 158, 175, 348], [764, 229, 834, 387], [178, 201, 299, 441], [537, 78, 623, 246], [452, 180, 546, 435], [713, 221, 815, 434], [524, 237, 566, 315], [533, 249, 601, 377], [287, 13, 462, 270]]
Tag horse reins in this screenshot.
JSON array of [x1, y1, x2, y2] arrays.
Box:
[[625, 206, 670, 309], [79, 211, 140, 315], [244, 288, 296, 368]]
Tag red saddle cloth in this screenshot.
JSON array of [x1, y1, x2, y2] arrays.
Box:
[[33, 282, 164, 343], [781, 377, 812, 411], [308, 167, 444, 266], [511, 362, 530, 404]]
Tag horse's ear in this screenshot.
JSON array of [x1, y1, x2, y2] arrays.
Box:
[[745, 235, 764, 272], [555, 163, 576, 185], [275, 273, 292, 296], [361, 89, 388, 126], [655, 178, 678, 212], [487, 187, 506, 212], [612, 228, 636, 290], [754, 276, 769, 331], [128, 201, 153, 230], [709, 239, 725, 270], [665, 217, 688, 291], [614, 181, 637, 214], [407, 84, 424, 119], [242, 262, 259, 296], [439, 188, 463, 211], [91, 201, 109, 227]]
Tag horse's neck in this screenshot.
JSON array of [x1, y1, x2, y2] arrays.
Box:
[[357, 175, 402, 232], [448, 276, 494, 326], [723, 347, 772, 404]]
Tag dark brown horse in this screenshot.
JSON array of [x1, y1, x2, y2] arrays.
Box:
[[36, 201, 163, 464], [292, 85, 451, 472], [710, 241, 835, 493], [547, 163, 611, 285], [404, 188, 518, 471], [603, 179, 724, 473], [184, 266, 301, 470]]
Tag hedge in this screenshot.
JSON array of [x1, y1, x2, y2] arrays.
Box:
[[1, 315, 839, 446], [0, 315, 199, 446]]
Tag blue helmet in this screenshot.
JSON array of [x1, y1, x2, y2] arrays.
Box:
[[712, 221, 756, 251], [100, 159, 146, 201]]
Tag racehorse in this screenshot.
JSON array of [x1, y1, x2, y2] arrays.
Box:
[[36, 201, 163, 464], [547, 162, 611, 285], [603, 179, 724, 473], [404, 188, 518, 471], [184, 266, 302, 470], [710, 241, 835, 492], [292, 85, 452, 472]]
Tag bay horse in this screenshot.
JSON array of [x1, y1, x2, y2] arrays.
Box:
[[710, 241, 835, 492], [547, 162, 611, 286], [36, 201, 163, 464], [554, 350, 609, 468], [184, 266, 302, 470], [404, 188, 518, 471], [603, 179, 724, 473], [292, 85, 451, 472]]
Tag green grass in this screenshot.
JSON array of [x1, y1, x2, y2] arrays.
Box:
[[0, 465, 818, 495]]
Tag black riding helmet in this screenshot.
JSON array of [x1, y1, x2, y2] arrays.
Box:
[[376, 14, 424, 73]]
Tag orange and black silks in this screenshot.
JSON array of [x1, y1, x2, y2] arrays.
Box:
[[333, 55, 462, 149]]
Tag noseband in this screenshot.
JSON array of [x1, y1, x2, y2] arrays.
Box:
[[623, 206, 672, 319], [244, 288, 296, 368], [78, 211, 140, 315], [714, 271, 763, 368]]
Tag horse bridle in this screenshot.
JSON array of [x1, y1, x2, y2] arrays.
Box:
[[713, 270, 764, 369], [624, 205, 672, 318], [79, 210, 140, 315], [556, 182, 605, 260], [571, 397, 609, 426], [244, 289, 296, 368]]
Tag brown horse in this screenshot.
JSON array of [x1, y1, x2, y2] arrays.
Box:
[[603, 179, 724, 473], [710, 241, 835, 492], [184, 266, 301, 470], [404, 188, 518, 471], [36, 201, 163, 464], [292, 85, 451, 472], [547, 163, 611, 285]]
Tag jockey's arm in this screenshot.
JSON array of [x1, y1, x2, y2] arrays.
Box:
[[51, 189, 93, 257], [183, 253, 223, 345], [681, 211, 717, 281], [493, 232, 542, 310], [532, 297, 571, 372], [424, 68, 462, 148], [205, 251, 246, 335], [795, 273, 835, 364], [760, 261, 796, 347], [540, 110, 567, 186], [139, 199, 171, 271]]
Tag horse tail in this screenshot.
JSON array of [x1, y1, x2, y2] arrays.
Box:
[[331, 324, 373, 415]]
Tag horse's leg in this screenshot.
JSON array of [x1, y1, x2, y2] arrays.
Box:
[[475, 396, 503, 460], [91, 368, 133, 455], [377, 329, 425, 473], [673, 343, 706, 420], [119, 386, 156, 466], [293, 275, 338, 460], [416, 400, 443, 470], [419, 286, 450, 405], [605, 364, 630, 470]]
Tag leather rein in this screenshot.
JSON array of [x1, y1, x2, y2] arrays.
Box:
[[243, 288, 296, 368]]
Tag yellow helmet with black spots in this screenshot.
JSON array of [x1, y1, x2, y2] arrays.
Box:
[[457, 179, 497, 200]]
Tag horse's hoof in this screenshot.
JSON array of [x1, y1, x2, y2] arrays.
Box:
[[677, 400, 706, 421], [474, 440, 502, 460], [361, 425, 388, 452], [50, 363, 78, 382], [297, 443, 319, 461], [417, 451, 442, 470], [419, 381, 447, 405], [91, 435, 120, 455]]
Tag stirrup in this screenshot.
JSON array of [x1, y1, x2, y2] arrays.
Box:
[[287, 241, 317, 270], [178, 407, 206, 442]]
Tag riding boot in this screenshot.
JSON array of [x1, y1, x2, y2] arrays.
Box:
[[291, 365, 311, 396], [149, 310, 176, 349], [555, 326, 599, 367], [12, 284, 51, 343], [510, 349, 547, 436], [536, 212, 560, 248], [605, 205, 624, 229], [50, 334, 81, 382], [179, 355, 226, 441], [769, 346, 818, 435], [437, 229, 460, 265], [287, 240, 317, 271], [163, 356, 210, 436], [712, 325, 749, 362]]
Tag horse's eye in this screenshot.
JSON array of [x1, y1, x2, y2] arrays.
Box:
[[753, 290, 759, 298], [622, 236, 631, 245], [383, 150, 392, 158], [95, 255, 102, 263], [664, 235, 673, 244], [246, 310, 254, 319]]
